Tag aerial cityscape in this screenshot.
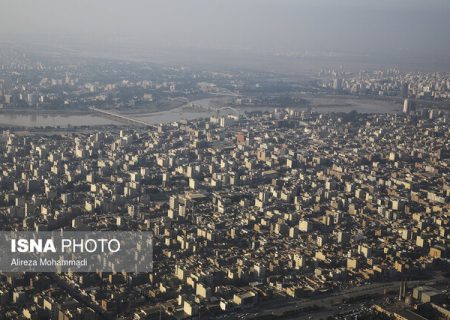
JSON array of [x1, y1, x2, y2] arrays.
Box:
[[0, 0, 449, 319]]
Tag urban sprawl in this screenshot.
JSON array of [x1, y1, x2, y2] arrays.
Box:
[[0, 51, 449, 320]]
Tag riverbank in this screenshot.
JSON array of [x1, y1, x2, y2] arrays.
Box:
[[0, 95, 407, 128]]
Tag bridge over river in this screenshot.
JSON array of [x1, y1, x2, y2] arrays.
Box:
[[89, 107, 155, 128]]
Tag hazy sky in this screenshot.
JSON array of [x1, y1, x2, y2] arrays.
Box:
[[1, 0, 450, 65]]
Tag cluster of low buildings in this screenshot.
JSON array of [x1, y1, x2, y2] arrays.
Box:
[[320, 68, 450, 100], [0, 107, 448, 319], [0, 51, 217, 111]]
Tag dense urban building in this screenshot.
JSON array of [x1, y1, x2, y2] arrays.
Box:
[[0, 104, 448, 319]]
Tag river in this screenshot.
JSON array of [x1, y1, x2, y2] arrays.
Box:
[[0, 97, 400, 128]]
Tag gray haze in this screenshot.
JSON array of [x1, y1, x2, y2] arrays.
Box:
[[1, 0, 450, 69]]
